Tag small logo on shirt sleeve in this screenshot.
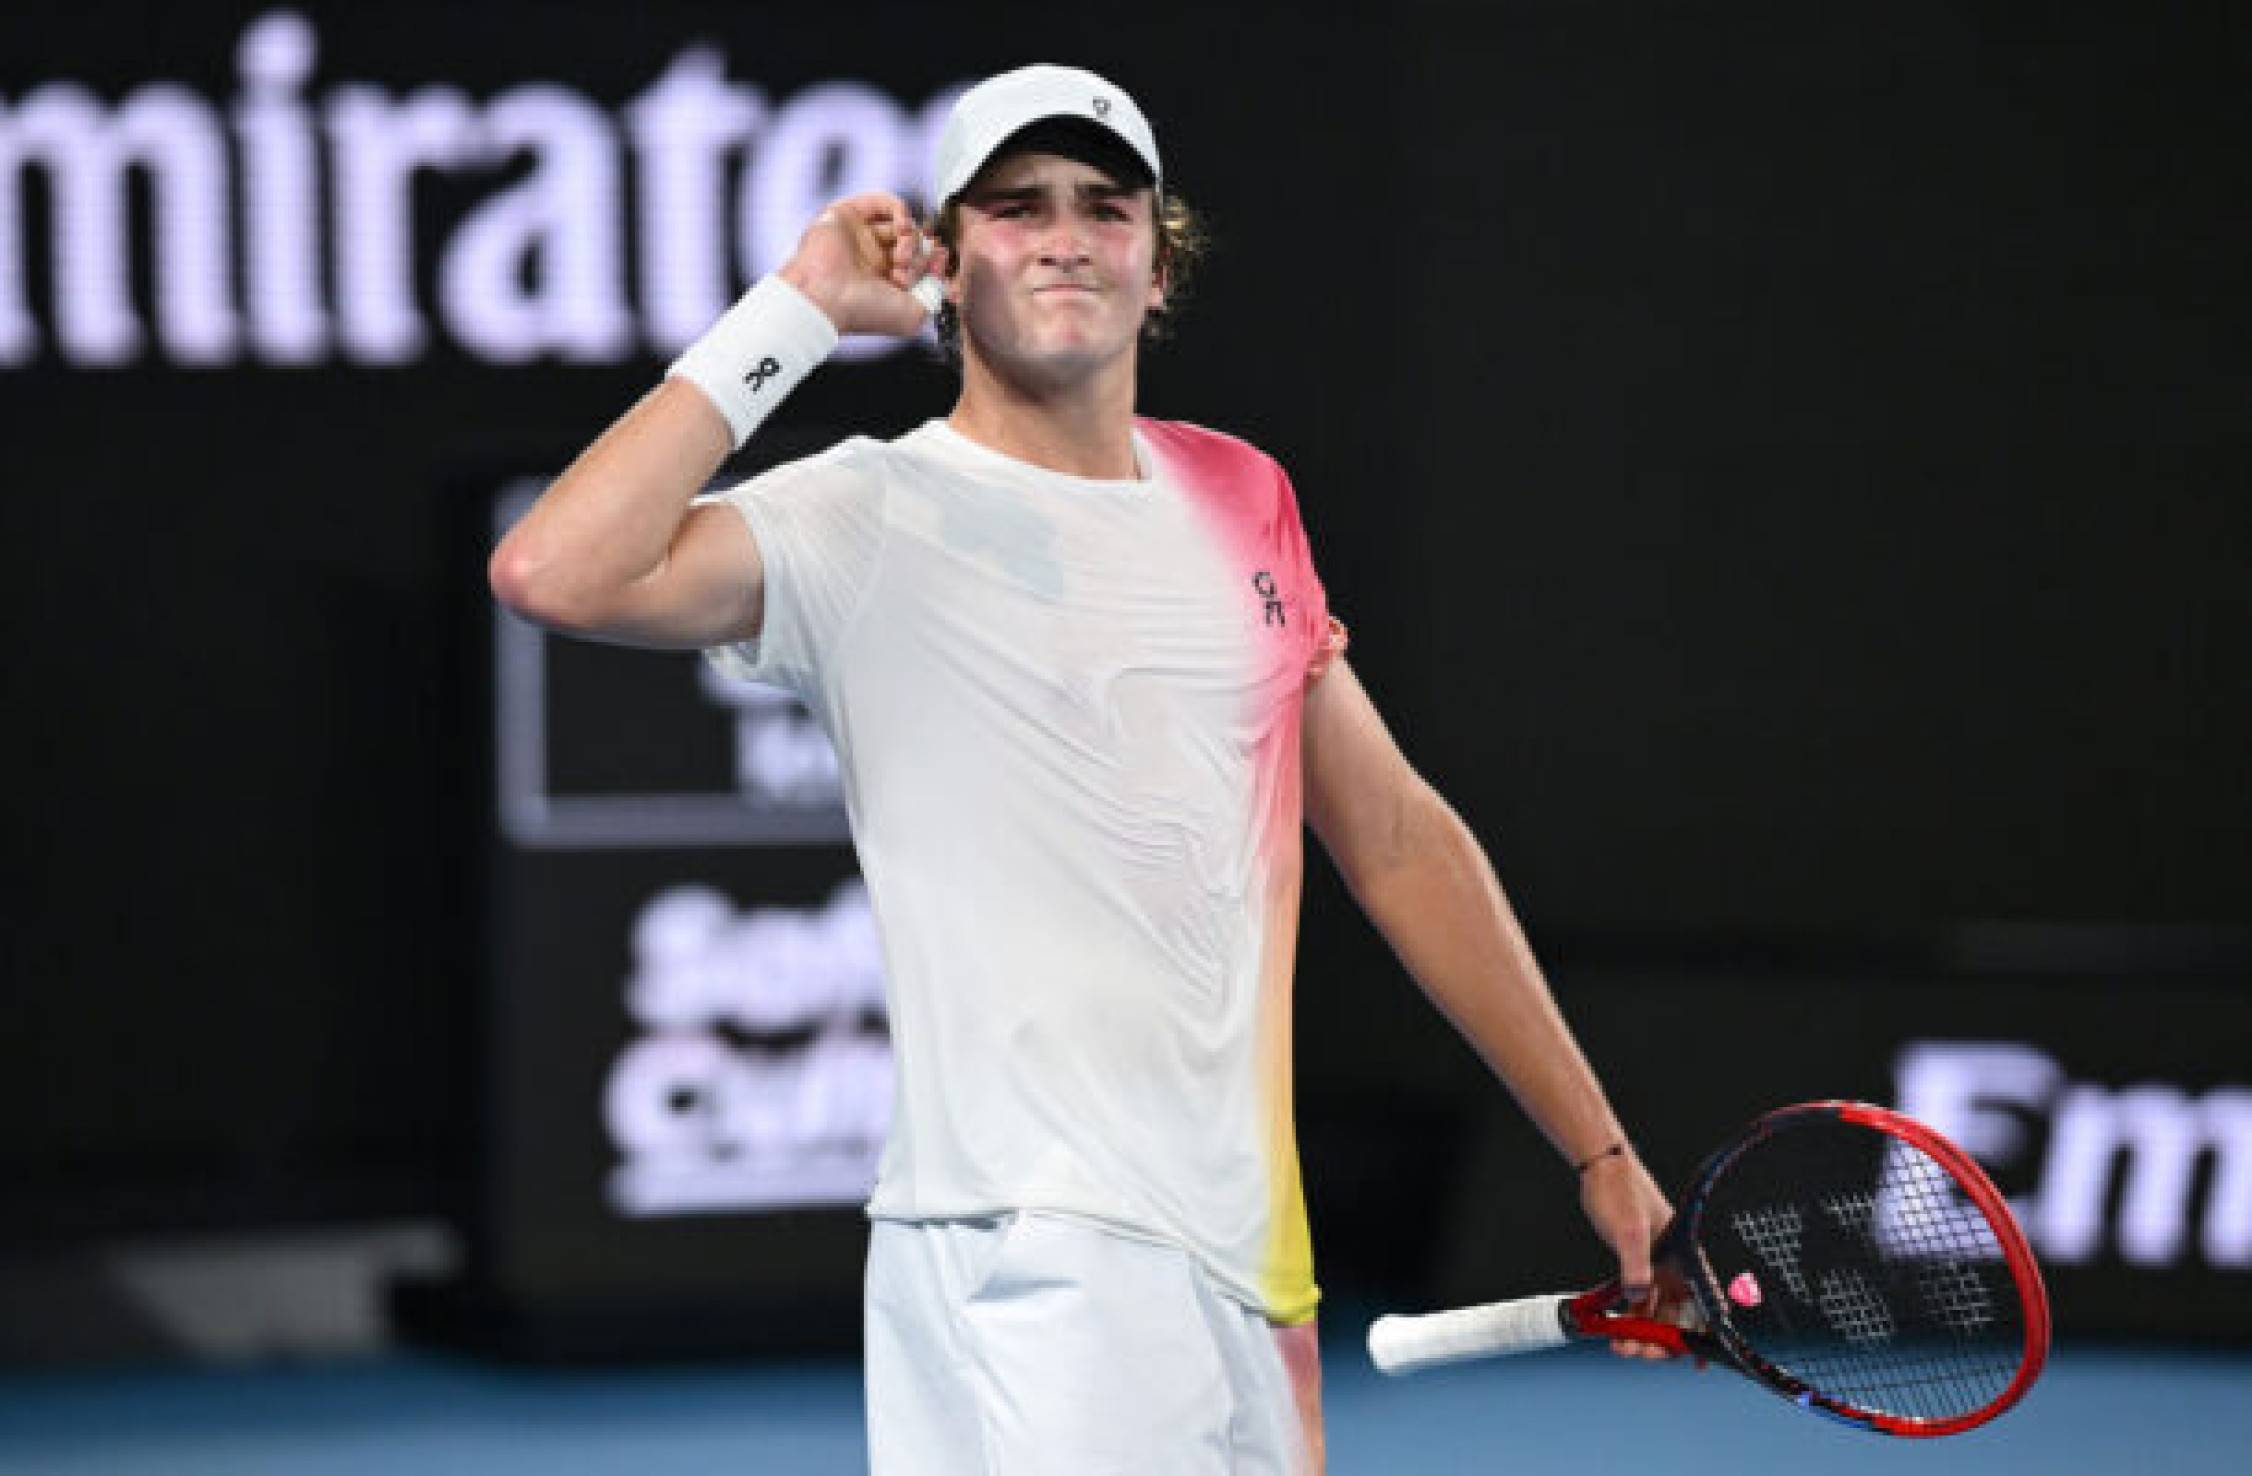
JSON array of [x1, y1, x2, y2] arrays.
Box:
[[1251, 570, 1287, 628]]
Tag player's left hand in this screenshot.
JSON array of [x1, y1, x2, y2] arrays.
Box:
[[1578, 1148, 1691, 1361]]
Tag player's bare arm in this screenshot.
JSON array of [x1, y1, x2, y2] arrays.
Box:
[[1301, 658, 1679, 1356], [488, 192, 943, 648]]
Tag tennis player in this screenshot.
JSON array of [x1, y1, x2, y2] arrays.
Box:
[[492, 62, 1673, 1474]]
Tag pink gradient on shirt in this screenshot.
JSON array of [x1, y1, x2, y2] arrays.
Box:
[[1138, 415, 1331, 874], [1139, 416, 1335, 1316], [1139, 418, 1331, 682]]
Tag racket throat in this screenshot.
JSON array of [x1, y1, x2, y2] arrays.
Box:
[[1564, 1287, 1695, 1357]]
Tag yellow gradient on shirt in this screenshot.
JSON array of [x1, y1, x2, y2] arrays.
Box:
[[1256, 814, 1321, 1324]]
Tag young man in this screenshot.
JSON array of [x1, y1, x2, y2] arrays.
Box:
[[492, 63, 1673, 1474]]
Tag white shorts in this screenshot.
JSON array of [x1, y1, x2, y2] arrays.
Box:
[[864, 1212, 1322, 1474]]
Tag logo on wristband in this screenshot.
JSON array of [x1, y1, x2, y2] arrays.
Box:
[[744, 355, 782, 392]]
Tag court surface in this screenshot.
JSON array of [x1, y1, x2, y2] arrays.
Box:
[[1, 1329, 2240, 1473]]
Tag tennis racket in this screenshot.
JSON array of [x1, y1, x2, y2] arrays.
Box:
[[1367, 1101, 2050, 1437]]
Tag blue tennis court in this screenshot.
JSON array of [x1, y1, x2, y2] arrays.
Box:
[[3, 1330, 2240, 1474]]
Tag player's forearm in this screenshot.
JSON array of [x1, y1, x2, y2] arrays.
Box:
[[488, 380, 734, 631], [1348, 792, 1629, 1168], [492, 192, 930, 635]]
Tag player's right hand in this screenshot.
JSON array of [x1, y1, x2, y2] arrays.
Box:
[[776, 191, 948, 339]]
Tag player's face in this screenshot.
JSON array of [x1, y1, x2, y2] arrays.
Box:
[[949, 152, 1164, 388]]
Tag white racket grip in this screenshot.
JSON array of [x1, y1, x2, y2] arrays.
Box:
[[909, 275, 945, 316], [1368, 1294, 1573, 1374]]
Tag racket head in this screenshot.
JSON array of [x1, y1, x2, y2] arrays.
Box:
[[1666, 1100, 2049, 1436]]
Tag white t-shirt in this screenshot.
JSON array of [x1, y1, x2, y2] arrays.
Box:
[[707, 417, 1342, 1322]]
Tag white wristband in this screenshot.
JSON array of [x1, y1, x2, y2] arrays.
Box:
[[666, 274, 840, 450]]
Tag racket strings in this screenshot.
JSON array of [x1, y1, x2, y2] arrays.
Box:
[[1701, 1121, 2026, 1424]]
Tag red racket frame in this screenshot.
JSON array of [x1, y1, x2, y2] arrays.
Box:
[[1558, 1101, 2050, 1437]]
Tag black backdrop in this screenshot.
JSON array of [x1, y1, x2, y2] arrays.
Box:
[[4, 1, 2246, 1340]]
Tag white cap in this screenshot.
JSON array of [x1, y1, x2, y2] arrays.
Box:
[[931, 64, 1162, 205]]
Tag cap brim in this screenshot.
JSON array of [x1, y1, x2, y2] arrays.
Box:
[[952, 116, 1159, 201]]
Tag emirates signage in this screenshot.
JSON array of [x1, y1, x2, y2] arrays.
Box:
[[2, 10, 962, 368], [1897, 1041, 2252, 1271]]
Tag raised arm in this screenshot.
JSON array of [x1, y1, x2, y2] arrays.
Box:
[[1303, 659, 1677, 1354], [488, 191, 945, 648]]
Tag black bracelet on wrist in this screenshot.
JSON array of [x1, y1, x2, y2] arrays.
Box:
[[1573, 1140, 1628, 1175]]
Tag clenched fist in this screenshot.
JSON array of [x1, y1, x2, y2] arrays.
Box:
[[777, 191, 951, 338]]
